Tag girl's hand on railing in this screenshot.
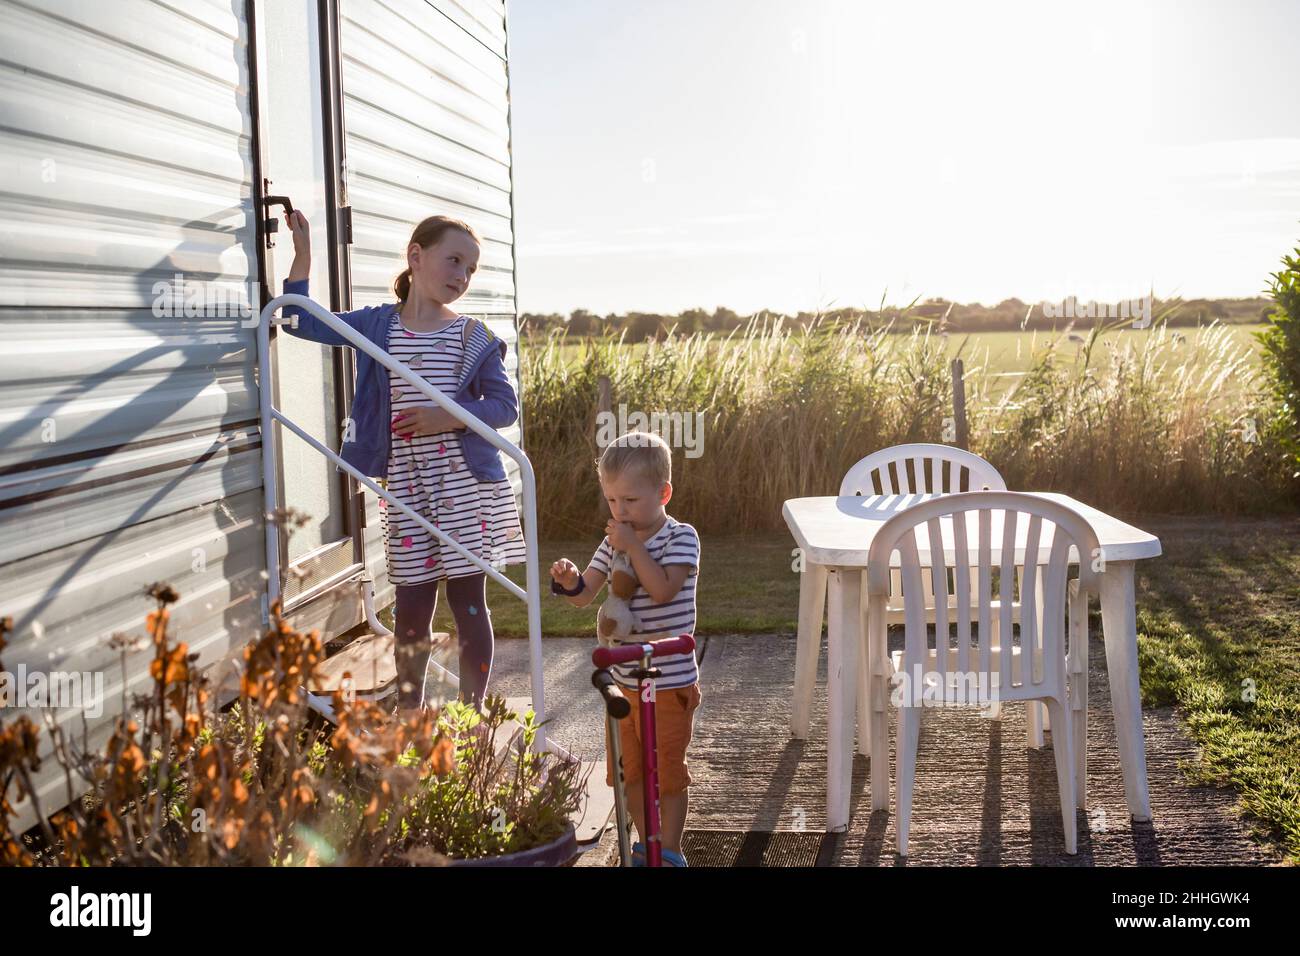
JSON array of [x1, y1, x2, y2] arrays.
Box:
[[391, 405, 466, 439]]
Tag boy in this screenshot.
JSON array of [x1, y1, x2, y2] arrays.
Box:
[[549, 431, 701, 867]]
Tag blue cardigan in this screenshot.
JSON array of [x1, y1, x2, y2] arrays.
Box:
[[277, 278, 518, 482]]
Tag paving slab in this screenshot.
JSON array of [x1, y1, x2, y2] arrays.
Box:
[[484, 631, 1280, 866]]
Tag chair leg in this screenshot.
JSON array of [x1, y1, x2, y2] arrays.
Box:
[[791, 562, 827, 738], [1045, 696, 1077, 854], [857, 637, 871, 756], [896, 706, 922, 856], [1027, 700, 1046, 748], [987, 616, 1008, 723], [869, 671, 890, 812], [1068, 582, 1089, 810], [1026, 572, 1048, 747], [868, 609, 890, 811]]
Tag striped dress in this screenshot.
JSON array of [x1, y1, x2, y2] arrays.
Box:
[[379, 312, 527, 585]]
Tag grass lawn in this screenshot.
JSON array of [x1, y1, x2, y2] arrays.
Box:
[[1134, 515, 1300, 864], [393, 517, 1300, 863], [390, 532, 807, 639]]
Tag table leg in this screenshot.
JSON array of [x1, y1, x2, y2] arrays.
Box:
[[826, 568, 860, 832], [857, 571, 871, 757], [791, 561, 828, 739], [1099, 561, 1152, 821]]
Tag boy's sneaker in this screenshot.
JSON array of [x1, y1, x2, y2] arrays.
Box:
[[629, 842, 688, 867]]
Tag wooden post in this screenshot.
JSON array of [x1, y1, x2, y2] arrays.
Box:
[[951, 358, 968, 451]]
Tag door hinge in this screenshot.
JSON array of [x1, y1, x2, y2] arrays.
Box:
[[337, 205, 353, 245]]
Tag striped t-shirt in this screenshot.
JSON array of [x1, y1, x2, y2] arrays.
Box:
[[589, 515, 700, 690]]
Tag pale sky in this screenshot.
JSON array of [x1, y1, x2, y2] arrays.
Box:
[[507, 0, 1300, 316]]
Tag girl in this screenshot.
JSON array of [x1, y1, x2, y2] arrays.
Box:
[[279, 210, 527, 713]]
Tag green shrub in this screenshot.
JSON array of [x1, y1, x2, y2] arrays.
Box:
[[1255, 241, 1300, 492]]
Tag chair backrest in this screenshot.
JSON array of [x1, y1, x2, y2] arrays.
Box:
[[866, 491, 1100, 706], [840, 443, 1005, 497]]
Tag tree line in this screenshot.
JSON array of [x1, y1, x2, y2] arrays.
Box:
[[520, 296, 1273, 342]]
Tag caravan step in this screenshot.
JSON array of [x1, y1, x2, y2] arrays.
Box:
[[309, 630, 452, 696], [573, 760, 615, 847]]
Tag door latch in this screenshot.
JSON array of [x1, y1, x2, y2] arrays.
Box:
[[261, 182, 295, 248]]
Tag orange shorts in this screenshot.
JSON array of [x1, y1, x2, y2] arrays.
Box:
[[604, 682, 702, 796]]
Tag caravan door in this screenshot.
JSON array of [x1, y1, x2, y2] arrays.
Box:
[[249, 0, 362, 612], [334, 0, 522, 610]]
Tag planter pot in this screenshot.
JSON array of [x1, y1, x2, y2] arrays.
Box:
[[447, 824, 579, 868]]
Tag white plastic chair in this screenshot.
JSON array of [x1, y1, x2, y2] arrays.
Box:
[[1066, 575, 1092, 810], [863, 491, 1099, 855], [791, 444, 1010, 742], [838, 443, 1007, 500]]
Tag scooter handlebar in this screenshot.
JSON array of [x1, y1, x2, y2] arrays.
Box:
[[591, 634, 696, 669], [591, 668, 631, 719]]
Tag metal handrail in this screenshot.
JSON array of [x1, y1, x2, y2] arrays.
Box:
[[256, 294, 547, 750]]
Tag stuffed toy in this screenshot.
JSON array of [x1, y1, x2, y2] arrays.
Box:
[[596, 551, 669, 648]]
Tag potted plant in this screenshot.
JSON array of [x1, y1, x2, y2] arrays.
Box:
[[386, 698, 586, 867], [0, 579, 588, 868]]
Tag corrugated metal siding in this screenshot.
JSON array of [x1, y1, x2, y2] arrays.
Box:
[[0, 0, 522, 835], [0, 0, 263, 833], [339, 0, 523, 544], [429, 0, 508, 58]]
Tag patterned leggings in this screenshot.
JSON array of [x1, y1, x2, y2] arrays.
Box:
[[393, 572, 494, 710]]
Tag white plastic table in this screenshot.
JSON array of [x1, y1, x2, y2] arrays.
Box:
[[782, 492, 1162, 833]]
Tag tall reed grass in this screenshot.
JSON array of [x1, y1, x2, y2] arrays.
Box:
[[521, 318, 1294, 536]]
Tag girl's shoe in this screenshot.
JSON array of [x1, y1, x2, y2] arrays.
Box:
[[662, 848, 689, 868], [630, 841, 646, 867]]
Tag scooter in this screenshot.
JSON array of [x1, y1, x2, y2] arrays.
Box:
[[591, 634, 696, 867]]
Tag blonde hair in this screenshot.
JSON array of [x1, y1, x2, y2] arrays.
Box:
[[393, 215, 479, 302], [596, 431, 672, 487]]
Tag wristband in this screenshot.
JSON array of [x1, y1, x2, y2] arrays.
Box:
[[550, 574, 586, 597]]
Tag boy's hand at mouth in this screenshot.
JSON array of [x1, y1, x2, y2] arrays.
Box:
[[605, 519, 640, 552], [391, 405, 465, 439]]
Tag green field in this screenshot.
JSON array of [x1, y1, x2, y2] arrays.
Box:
[[532, 323, 1270, 377], [940, 323, 1269, 375]]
